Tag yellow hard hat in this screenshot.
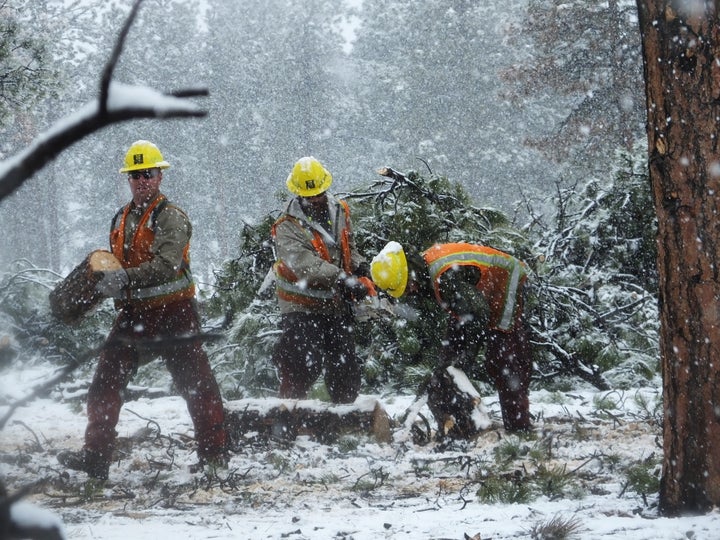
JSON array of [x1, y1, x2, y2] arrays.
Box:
[[371, 241, 408, 299], [286, 156, 332, 197], [119, 140, 170, 173]]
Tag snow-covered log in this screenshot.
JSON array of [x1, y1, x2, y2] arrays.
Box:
[[224, 396, 393, 444]]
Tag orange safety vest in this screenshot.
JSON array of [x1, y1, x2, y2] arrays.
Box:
[[110, 195, 195, 308], [271, 200, 353, 308], [423, 242, 528, 331]]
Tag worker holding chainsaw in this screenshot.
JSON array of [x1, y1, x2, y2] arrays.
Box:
[[371, 240, 533, 434], [58, 140, 228, 480], [271, 156, 374, 403]]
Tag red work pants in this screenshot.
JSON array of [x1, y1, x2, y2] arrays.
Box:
[[83, 299, 227, 463]]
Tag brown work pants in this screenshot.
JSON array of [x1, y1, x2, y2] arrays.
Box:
[[272, 311, 361, 404], [84, 299, 227, 464], [445, 313, 533, 431]]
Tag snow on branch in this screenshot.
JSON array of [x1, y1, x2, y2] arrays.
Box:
[[0, 0, 208, 202]]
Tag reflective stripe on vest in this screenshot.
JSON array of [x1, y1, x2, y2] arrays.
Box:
[[127, 271, 194, 300], [273, 264, 337, 306], [424, 243, 527, 331]]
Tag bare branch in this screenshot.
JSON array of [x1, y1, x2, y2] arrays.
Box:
[[0, 332, 223, 430], [0, 0, 208, 202], [100, 0, 144, 114]]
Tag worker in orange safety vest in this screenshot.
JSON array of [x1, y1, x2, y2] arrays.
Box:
[[371, 241, 533, 434], [58, 140, 228, 480], [270, 157, 374, 404]]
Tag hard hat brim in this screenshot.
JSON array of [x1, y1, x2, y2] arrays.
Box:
[[387, 272, 408, 298], [120, 161, 170, 173]]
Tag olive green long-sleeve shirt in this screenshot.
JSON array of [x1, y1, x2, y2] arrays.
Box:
[[272, 194, 366, 314], [113, 195, 192, 289]]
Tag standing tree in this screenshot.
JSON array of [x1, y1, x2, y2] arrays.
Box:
[[636, 0, 720, 515], [352, 0, 547, 208], [501, 0, 645, 175], [0, 0, 62, 270]]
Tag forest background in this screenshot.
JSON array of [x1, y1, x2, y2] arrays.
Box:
[[0, 0, 671, 432], [0, 0, 645, 280], [0, 0, 658, 413], [0, 1, 672, 535]]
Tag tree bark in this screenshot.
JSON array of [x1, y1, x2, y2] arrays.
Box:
[[636, 0, 720, 515], [49, 250, 122, 324]]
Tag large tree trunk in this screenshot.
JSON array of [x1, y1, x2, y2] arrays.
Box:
[[636, 1, 720, 515]]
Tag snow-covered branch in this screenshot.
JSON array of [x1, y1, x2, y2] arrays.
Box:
[[0, 0, 208, 202]]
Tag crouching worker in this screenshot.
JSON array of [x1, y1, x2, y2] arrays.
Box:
[[371, 241, 533, 437], [271, 157, 374, 404], [58, 140, 228, 480]]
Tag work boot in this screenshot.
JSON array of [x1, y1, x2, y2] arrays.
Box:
[[189, 453, 229, 475], [57, 449, 110, 480]]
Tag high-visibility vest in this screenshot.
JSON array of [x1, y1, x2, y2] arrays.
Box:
[[271, 200, 353, 308], [110, 195, 195, 308], [423, 242, 528, 331]]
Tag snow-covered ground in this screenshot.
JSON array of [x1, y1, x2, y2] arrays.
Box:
[[3, 364, 720, 540]]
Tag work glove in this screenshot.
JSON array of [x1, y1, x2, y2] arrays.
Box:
[[95, 269, 129, 297], [337, 275, 369, 302], [355, 261, 371, 278]]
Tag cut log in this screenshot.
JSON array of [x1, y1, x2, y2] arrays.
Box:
[[224, 396, 393, 444], [425, 365, 492, 440], [49, 250, 122, 324]]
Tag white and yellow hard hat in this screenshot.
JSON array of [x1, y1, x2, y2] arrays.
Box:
[[371, 241, 408, 299]]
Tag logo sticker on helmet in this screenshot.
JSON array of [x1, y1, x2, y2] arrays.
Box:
[[305, 180, 316, 189], [133, 154, 144, 165]]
